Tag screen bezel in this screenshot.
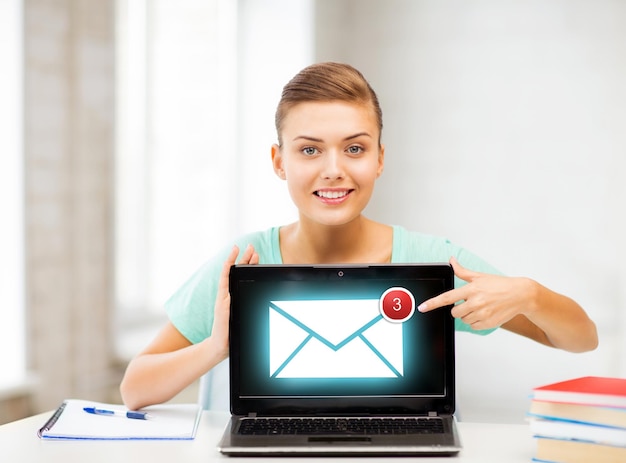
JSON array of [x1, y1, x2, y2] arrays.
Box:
[[228, 263, 455, 417]]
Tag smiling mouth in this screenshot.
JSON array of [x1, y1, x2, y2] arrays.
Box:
[[315, 189, 352, 199]]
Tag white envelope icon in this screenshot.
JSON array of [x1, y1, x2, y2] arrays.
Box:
[[269, 299, 403, 379]]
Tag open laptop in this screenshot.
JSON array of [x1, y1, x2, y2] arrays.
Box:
[[218, 263, 461, 456]]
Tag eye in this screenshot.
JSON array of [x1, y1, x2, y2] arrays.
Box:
[[302, 146, 318, 156], [347, 145, 364, 155]]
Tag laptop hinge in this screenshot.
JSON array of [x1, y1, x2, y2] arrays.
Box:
[[428, 411, 438, 417], [247, 412, 257, 418]]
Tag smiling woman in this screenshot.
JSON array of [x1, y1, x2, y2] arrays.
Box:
[[119, 61, 597, 412]]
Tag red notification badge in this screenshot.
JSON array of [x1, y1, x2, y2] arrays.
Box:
[[379, 287, 415, 323]]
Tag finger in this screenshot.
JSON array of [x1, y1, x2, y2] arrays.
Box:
[[418, 287, 466, 313], [222, 245, 240, 274], [212, 246, 240, 346], [218, 245, 240, 298], [450, 256, 483, 283], [238, 244, 256, 264], [238, 244, 260, 265], [450, 301, 472, 319]]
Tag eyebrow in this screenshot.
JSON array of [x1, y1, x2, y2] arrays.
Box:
[[292, 132, 373, 143]]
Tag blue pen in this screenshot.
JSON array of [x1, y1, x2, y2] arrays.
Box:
[[83, 406, 151, 420]]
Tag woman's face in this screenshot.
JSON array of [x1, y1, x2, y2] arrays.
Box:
[[272, 100, 384, 228]]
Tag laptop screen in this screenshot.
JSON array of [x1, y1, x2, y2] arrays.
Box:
[[228, 264, 455, 416]]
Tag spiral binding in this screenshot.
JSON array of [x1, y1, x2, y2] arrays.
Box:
[[37, 401, 67, 438]]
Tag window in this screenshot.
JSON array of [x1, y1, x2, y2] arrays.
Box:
[[0, 0, 25, 387], [116, 0, 240, 329], [114, 0, 312, 351]]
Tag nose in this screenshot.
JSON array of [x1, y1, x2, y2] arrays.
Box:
[[321, 150, 344, 180]]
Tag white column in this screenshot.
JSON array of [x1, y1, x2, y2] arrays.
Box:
[[24, 0, 116, 411]]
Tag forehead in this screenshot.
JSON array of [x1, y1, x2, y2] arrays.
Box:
[[281, 101, 379, 139]]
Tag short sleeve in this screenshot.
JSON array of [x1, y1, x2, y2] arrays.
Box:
[[164, 251, 228, 344], [391, 225, 502, 336], [164, 228, 281, 344]]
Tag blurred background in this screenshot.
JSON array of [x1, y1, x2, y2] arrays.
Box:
[[1, 0, 624, 425]]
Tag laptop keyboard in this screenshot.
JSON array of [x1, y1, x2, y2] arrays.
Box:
[[237, 417, 445, 435]]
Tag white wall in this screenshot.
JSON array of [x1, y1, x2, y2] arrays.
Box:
[[315, 0, 626, 422]]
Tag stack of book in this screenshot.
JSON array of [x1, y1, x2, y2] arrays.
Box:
[[528, 376, 626, 463]]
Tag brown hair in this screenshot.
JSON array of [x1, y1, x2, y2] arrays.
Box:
[[275, 62, 383, 146]]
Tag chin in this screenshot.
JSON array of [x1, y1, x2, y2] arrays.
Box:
[[312, 214, 363, 228]]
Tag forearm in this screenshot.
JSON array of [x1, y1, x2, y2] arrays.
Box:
[[520, 279, 598, 353], [120, 336, 227, 410]]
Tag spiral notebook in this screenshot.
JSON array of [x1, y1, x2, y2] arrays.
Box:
[[38, 399, 202, 440]]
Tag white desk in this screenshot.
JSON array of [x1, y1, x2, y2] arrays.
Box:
[[0, 411, 536, 462]]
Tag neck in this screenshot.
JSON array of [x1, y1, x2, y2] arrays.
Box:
[[280, 216, 392, 264]]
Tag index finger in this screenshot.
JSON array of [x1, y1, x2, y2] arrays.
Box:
[[418, 287, 465, 313]]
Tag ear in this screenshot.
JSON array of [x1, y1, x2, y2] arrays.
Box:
[[271, 144, 286, 180], [376, 144, 385, 178]]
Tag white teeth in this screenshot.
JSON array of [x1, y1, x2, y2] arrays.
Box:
[[317, 190, 348, 199]]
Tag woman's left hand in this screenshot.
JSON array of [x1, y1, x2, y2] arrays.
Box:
[[417, 256, 598, 352], [417, 256, 536, 331]]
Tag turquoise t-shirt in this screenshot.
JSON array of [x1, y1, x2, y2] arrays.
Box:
[[165, 225, 501, 343]]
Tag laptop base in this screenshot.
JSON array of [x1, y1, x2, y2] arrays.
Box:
[[218, 415, 462, 456]]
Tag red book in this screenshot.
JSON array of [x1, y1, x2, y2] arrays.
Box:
[[533, 376, 626, 408]]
